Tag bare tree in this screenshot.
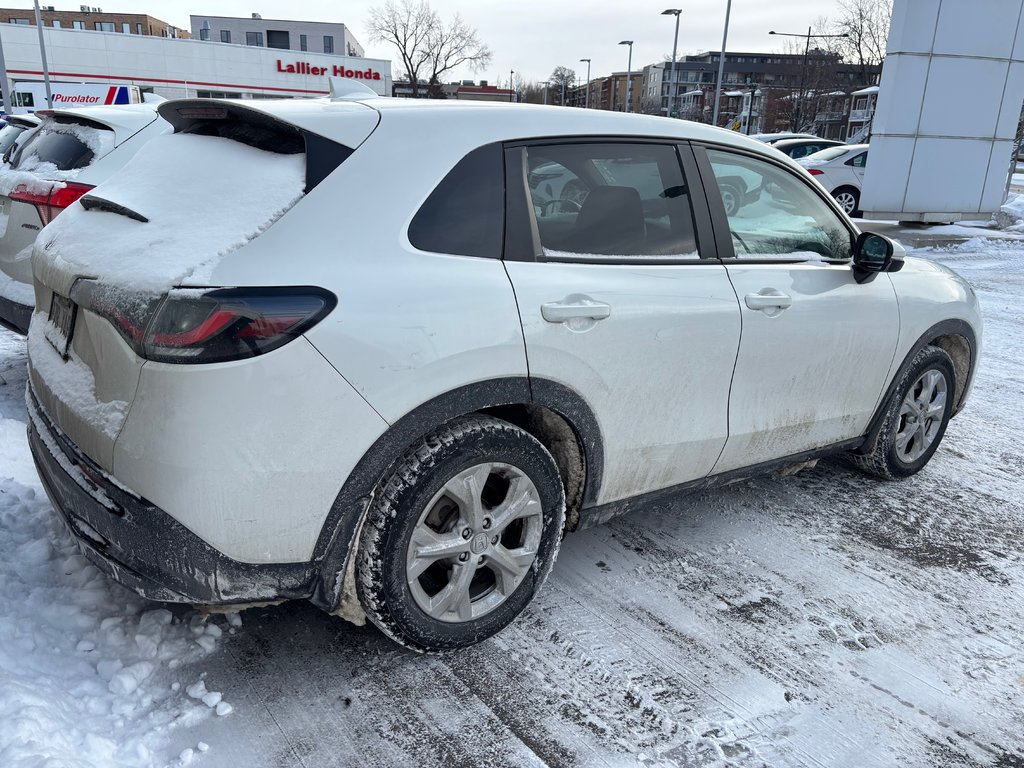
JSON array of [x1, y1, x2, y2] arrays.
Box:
[[367, 0, 493, 98], [831, 0, 893, 84], [548, 66, 576, 105]]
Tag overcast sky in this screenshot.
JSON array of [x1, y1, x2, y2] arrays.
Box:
[[4, 1, 848, 84]]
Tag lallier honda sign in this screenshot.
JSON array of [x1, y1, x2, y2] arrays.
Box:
[[276, 59, 383, 81]]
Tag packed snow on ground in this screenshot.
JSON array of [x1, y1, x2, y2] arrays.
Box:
[[1, 230, 1024, 767], [995, 191, 1024, 231], [36, 133, 305, 294]]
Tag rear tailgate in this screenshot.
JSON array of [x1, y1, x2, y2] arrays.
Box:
[[27, 98, 379, 473]]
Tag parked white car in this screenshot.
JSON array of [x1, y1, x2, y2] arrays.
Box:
[[0, 103, 170, 332], [798, 143, 869, 215], [25, 94, 981, 651]]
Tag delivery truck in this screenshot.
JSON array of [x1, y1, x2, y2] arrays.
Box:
[[6, 82, 142, 115]]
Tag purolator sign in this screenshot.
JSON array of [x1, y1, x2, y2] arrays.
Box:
[[276, 59, 382, 81]]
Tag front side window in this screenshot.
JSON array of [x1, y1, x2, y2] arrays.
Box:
[[525, 142, 699, 261], [705, 148, 851, 261]]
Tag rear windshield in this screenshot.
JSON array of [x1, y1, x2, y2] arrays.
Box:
[[804, 146, 851, 163], [11, 121, 113, 172]]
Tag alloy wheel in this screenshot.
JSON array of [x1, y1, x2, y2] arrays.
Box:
[[406, 462, 543, 623], [894, 369, 948, 463]]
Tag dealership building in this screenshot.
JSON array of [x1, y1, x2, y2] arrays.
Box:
[[0, 15, 391, 105]]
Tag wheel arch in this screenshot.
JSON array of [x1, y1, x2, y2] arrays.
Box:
[[857, 318, 978, 455], [310, 376, 604, 620]]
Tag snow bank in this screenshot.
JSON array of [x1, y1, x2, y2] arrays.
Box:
[[37, 133, 305, 294], [0, 471, 238, 767], [995, 192, 1024, 231]]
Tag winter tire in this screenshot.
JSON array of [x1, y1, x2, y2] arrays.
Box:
[[853, 345, 956, 480], [357, 416, 566, 651]]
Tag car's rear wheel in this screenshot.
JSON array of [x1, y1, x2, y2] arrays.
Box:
[[852, 345, 955, 480], [832, 186, 860, 216], [357, 416, 566, 651]]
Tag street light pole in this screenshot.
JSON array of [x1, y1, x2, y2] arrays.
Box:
[[509, 68, 515, 102], [580, 58, 591, 109], [33, 0, 52, 108], [769, 28, 848, 131], [619, 40, 634, 113], [662, 9, 681, 119], [712, 0, 732, 127]]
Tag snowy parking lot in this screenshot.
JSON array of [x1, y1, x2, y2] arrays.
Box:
[[1, 231, 1023, 768]]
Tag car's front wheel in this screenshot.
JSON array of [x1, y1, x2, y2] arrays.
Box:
[[357, 416, 566, 651], [853, 345, 955, 479]]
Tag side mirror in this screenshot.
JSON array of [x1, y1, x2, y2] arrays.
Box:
[[852, 232, 903, 282]]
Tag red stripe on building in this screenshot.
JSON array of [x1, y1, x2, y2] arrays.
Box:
[[8, 68, 331, 96]]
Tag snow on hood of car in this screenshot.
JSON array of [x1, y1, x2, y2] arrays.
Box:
[[34, 132, 305, 295]]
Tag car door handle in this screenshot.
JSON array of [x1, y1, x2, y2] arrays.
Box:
[[541, 296, 612, 323], [744, 289, 793, 311]]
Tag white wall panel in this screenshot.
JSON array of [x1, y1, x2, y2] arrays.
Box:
[[862, 0, 1024, 221]]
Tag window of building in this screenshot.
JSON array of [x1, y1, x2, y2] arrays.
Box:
[[323, 35, 334, 54], [220, 30, 231, 43], [266, 30, 289, 49], [299, 34, 307, 51], [73, 20, 84, 29], [136, 23, 143, 34], [196, 90, 242, 98], [199, 27, 209, 40], [9, 18, 29, 24], [52, 20, 61, 27], [246, 31, 263, 46], [95, 22, 115, 31], [122, 22, 130, 33], [524, 142, 699, 261]]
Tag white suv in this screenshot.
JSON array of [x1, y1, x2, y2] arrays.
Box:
[[0, 103, 169, 332], [25, 95, 981, 651]]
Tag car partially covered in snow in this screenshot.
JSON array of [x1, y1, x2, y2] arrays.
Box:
[[0, 103, 170, 333], [25, 90, 982, 652]]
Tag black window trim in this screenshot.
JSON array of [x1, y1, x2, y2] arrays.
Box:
[[690, 140, 857, 265], [502, 136, 723, 267]]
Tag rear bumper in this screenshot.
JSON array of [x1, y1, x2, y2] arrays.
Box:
[[27, 385, 316, 605], [0, 294, 31, 335]]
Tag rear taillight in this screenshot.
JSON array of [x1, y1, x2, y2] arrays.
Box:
[[807, 168, 824, 176], [9, 181, 95, 225], [68, 283, 336, 364]]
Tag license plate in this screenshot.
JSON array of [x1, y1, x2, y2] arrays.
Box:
[[47, 292, 77, 359]]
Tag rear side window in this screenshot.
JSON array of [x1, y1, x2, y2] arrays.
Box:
[[11, 119, 112, 171], [408, 143, 504, 259], [524, 142, 698, 260]]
